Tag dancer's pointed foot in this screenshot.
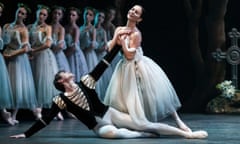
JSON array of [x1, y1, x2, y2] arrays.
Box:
[[186, 130, 208, 139]]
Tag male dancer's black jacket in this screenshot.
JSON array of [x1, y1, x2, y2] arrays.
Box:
[[24, 46, 121, 138]]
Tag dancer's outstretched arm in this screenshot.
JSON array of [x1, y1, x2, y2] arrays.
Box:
[[10, 103, 61, 138]]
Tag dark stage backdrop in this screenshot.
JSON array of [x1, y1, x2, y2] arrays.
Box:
[[0, 0, 239, 112]]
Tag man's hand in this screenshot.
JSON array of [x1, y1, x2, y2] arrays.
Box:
[[10, 133, 26, 139]]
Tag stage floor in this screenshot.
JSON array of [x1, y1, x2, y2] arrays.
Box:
[[1, 113, 239, 144]]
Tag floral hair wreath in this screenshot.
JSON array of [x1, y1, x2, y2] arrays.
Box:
[[18, 3, 31, 14], [37, 4, 51, 13]]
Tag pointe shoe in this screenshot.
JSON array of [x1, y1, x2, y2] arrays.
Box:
[[2, 112, 15, 126], [186, 130, 208, 139]]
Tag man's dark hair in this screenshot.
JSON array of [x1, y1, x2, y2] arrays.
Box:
[[53, 70, 66, 92]]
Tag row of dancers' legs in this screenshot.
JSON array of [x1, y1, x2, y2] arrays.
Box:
[[1, 108, 65, 126]]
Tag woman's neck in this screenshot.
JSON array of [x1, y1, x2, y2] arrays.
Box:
[[51, 20, 60, 25], [13, 20, 24, 25], [69, 21, 76, 26], [126, 21, 136, 29], [35, 21, 45, 26]]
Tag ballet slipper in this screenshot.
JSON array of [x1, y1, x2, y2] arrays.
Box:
[[186, 130, 208, 139]]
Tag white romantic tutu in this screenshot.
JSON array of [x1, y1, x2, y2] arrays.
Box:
[[104, 47, 181, 124]]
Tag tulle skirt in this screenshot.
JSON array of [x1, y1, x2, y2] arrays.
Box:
[[0, 54, 13, 109], [104, 54, 181, 124], [7, 54, 38, 109], [67, 46, 88, 82], [31, 49, 59, 108], [96, 51, 114, 101], [54, 50, 70, 72]]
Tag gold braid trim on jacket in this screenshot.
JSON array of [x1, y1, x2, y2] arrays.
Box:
[[81, 74, 96, 89], [53, 95, 66, 109]]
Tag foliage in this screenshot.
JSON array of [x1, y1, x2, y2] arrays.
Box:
[[216, 80, 236, 99]]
